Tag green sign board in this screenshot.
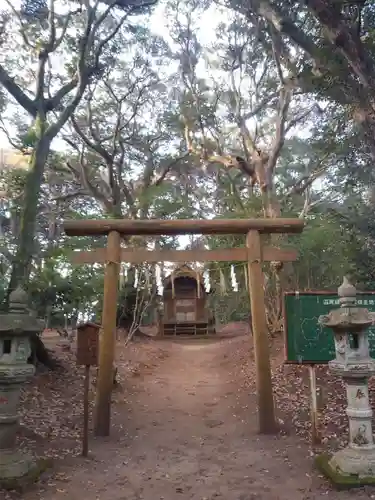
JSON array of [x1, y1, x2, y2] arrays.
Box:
[[284, 292, 375, 364]]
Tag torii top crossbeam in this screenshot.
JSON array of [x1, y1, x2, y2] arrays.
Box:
[[63, 218, 305, 237]]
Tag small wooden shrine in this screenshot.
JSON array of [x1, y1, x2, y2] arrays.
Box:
[[161, 265, 214, 335]]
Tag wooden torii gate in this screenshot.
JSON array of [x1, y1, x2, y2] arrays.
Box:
[[63, 218, 305, 436]]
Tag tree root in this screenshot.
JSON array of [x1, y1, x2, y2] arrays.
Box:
[[30, 334, 63, 371]]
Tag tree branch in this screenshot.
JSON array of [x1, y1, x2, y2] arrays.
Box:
[[285, 158, 330, 198], [35, 51, 48, 103], [154, 153, 190, 186], [92, 11, 130, 73], [71, 114, 114, 165], [242, 92, 278, 120], [253, 0, 323, 64], [0, 118, 26, 152], [67, 150, 114, 214], [46, 2, 128, 140], [4, 0, 35, 49], [70, 112, 137, 216], [0, 65, 37, 117], [45, 79, 78, 111], [305, 0, 375, 90], [52, 190, 91, 202], [46, 0, 57, 52], [52, 9, 80, 51], [266, 87, 291, 179]]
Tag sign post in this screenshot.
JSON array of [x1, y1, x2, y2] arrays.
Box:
[[308, 365, 320, 446], [76, 322, 100, 457]]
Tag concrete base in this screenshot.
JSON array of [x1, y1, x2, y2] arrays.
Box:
[[330, 446, 375, 477], [316, 452, 375, 489], [0, 457, 52, 493], [0, 449, 34, 479]]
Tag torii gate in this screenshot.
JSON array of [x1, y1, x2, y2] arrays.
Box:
[[63, 217, 305, 436]]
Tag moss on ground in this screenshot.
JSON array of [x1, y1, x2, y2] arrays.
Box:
[[315, 453, 375, 489], [0, 458, 53, 493]]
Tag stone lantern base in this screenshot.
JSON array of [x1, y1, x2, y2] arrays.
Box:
[[316, 451, 375, 488], [0, 449, 34, 479], [330, 446, 375, 476], [0, 455, 52, 492]]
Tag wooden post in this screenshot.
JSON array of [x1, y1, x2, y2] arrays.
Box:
[[63, 217, 305, 237], [246, 230, 277, 434], [76, 322, 99, 454], [94, 230, 121, 437], [82, 364, 90, 457], [71, 246, 299, 266], [308, 365, 320, 446]]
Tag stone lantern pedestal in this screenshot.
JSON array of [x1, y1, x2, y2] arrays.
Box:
[[0, 288, 43, 480], [318, 277, 375, 485]]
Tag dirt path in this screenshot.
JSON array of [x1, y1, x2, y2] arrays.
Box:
[[19, 337, 374, 500]]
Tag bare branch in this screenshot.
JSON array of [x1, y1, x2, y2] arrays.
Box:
[[254, 0, 323, 64], [74, 147, 114, 213], [69, 111, 137, 215], [35, 51, 48, 103], [45, 4, 123, 139], [85, 91, 104, 146], [53, 9, 80, 51], [154, 153, 190, 186], [71, 114, 114, 165], [0, 118, 26, 152], [266, 87, 291, 178], [4, 0, 36, 49], [52, 190, 91, 202], [270, 25, 285, 83], [242, 93, 278, 121], [46, 0, 57, 51], [92, 11, 130, 73], [305, 0, 375, 90], [45, 79, 78, 111], [286, 158, 330, 198], [285, 107, 313, 133], [0, 65, 37, 116]]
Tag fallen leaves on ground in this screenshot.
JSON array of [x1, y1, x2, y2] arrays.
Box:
[[17, 331, 169, 462], [216, 332, 366, 452], [13, 326, 368, 470]]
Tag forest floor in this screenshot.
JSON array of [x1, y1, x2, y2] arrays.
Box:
[[3, 324, 375, 499]]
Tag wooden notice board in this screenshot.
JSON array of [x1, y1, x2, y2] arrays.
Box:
[[76, 322, 100, 366], [284, 291, 375, 364]]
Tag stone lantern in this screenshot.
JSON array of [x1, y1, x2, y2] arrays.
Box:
[[319, 277, 375, 480], [0, 287, 43, 479]]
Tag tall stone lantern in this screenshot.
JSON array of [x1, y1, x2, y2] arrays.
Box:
[[319, 277, 375, 481], [0, 287, 43, 479]]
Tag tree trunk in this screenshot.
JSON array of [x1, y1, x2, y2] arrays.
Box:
[[259, 174, 285, 333], [5, 131, 56, 370], [7, 135, 51, 299], [30, 333, 61, 370]]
